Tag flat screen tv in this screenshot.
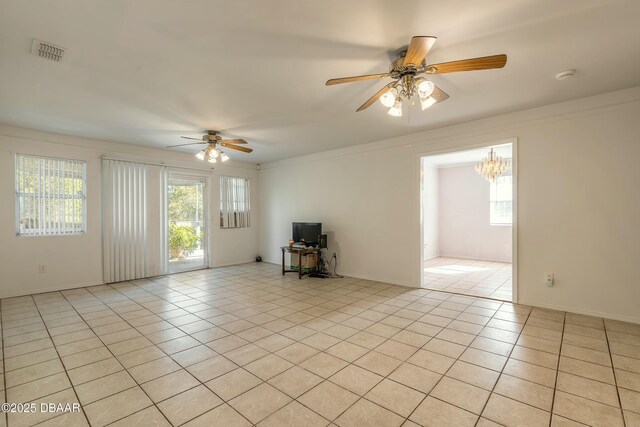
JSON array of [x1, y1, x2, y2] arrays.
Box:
[[292, 222, 322, 246]]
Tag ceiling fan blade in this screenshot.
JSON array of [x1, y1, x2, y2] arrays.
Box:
[[166, 142, 208, 148], [326, 73, 389, 86], [403, 36, 437, 67], [220, 143, 253, 153], [222, 139, 248, 144], [426, 54, 507, 74], [356, 82, 396, 112], [181, 136, 206, 141], [431, 85, 450, 103]]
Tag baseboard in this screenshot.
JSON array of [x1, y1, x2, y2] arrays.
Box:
[[261, 258, 418, 288], [211, 259, 258, 268], [437, 254, 512, 263], [321, 270, 418, 289], [0, 280, 105, 300], [518, 298, 640, 325]]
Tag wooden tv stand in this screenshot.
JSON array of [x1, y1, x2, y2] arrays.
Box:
[[281, 246, 319, 279]]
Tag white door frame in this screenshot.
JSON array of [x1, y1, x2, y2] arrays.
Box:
[[167, 170, 212, 273], [418, 137, 518, 303]]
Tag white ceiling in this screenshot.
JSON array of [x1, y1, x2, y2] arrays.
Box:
[[0, 0, 639, 163]]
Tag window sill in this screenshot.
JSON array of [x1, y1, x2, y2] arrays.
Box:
[[17, 232, 86, 238]]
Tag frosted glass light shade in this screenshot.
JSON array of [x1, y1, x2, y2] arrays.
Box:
[[420, 96, 437, 110], [417, 80, 435, 98], [388, 100, 402, 117], [380, 87, 398, 108]]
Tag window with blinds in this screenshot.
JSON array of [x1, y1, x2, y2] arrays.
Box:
[[220, 176, 250, 229], [15, 154, 87, 236], [489, 169, 513, 225]]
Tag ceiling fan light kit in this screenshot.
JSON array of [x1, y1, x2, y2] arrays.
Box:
[[377, 76, 437, 117], [326, 35, 507, 116], [166, 130, 253, 162]]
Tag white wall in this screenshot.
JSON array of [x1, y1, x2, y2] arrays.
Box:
[[259, 87, 640, 324], [438, 164, 512, 262], [422, 162, 439, 261], [0, 125, 259, 298]]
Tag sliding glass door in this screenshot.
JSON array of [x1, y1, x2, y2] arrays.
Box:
[[168, 174, 207, 273]]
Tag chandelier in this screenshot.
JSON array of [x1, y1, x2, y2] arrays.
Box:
[[379, 75, 437, 117], [475, 148, 510, 182]]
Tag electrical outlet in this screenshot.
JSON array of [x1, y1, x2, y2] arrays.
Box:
[[38, 265, 46, 273], [545, 272, 554, 287], [333, 252, 337, 258]]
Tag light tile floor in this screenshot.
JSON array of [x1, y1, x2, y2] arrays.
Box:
[[424, 257, 513, 301], [1, 263, 638, 426]]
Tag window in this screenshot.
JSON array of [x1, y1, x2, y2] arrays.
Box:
[[489, 169, 512, 225], [15, 154, 86, 236], [220, 176, 250, 228]]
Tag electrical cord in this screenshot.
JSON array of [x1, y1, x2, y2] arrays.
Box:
[[324, 251, 344, 278], [312, 249, 343, 278]]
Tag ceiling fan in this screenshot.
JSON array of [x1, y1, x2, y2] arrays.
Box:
[[166, 130, 253, 163], [326, 36, 507, 116]]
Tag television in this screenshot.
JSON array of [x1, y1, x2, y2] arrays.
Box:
[[292, 222, 322, 246]]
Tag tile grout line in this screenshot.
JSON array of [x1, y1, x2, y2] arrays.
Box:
[[547, 316, 631, 426], [151, 272, 432, 424], [33, 277, 637, 424], [72, 277, 288, 425], [389, 297, 518, 425], [25, 295, 91, 426], [56, 288, 218, 427], [0, 300, 8, 427], [123, 269, 401, 425], [0, 278, 578, 425], [89, 290, 266, 425], [603, 320, 628, 427], [545, 311, 566, 427], [124, 276, 546, 425], [2, 265, 637, 427], [471, 307, 534, 427], [0, 290, 397, 426], [163, 280, 492, 423], [66, 270, 640, 424], [266, 292, 488, 425], [390, 298, 515, 425]]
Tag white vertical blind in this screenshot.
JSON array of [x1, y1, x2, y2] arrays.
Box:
[[220, 176, 250, 228], [102, 159, 150, 283], [158, 167, 169, 275], [15, 154, 86, 236]]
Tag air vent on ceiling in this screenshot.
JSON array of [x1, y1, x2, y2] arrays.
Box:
[[31, 39, 65, 62]]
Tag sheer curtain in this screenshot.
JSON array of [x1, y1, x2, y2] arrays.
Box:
[[102, 159, 168, 283], [220, 176, 250, 228]]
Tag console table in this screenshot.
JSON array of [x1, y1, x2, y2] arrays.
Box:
[[281, 246, 319, 279]]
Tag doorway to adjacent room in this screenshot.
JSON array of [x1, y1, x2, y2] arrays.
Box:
[[420, 141, 516, 302]]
